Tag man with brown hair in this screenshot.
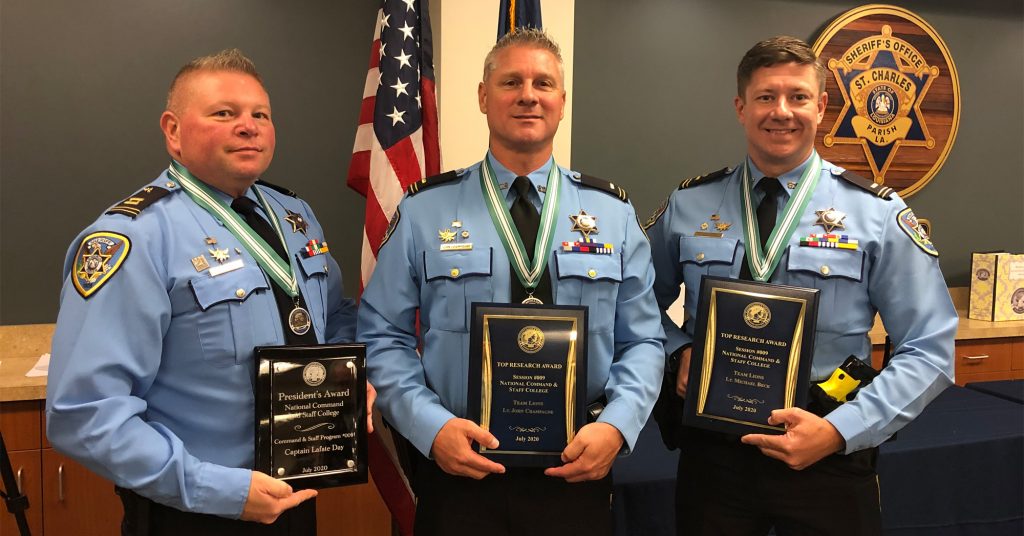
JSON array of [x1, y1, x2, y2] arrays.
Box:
[[647, 36, 957, 535], [47, 49, 366, 535]]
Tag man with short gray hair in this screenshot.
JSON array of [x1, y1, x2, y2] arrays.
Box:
[[47, 48, 366, 535]]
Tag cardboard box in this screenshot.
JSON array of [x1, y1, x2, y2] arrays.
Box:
[[969, 252, 1024, 322]]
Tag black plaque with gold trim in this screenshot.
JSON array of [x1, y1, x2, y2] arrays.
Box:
[[255, 344, 368, 489], [468, 303, 587, 467], [683, 277, 819, 436]]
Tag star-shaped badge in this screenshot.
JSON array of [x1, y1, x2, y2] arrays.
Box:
[[569, 210, 599, 241], [815, 208, 847, 233], [284, 210, 308, 235], [438, 229, 456, 242], [209, 248, 231, 263]]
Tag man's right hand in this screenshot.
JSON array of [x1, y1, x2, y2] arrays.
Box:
[[431, 417, 506, 479], [675, 346, 692, 398], [240, 471, 318, 524]]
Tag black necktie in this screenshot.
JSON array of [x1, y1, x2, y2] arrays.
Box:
[[739, 177, 782, 281], [231, 197, 317, 345], [508, 176, 552, 304]]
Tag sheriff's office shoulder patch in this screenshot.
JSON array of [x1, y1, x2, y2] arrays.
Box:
[[643, 197, 670, 231], [106, 186, 170, 218], [678, 167, 732, 190], [896, 207, 938, 257], [73, 231, 131, 298], [578, 174, 628, 202], [380, 208, 401, 250]]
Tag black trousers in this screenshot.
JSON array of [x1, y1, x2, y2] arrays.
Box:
[[674, 429, 881, 536], [411, 452, 613, 536], [117, 487, 317, 536]]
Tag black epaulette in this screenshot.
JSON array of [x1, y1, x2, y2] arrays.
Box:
[[579, 174, 628, 202], [678, 167, 732, 190], [256, 180, 297, 197], [840, 170, 893, 199], [105, 186, 171, 219], [407, 170, 460, 196]]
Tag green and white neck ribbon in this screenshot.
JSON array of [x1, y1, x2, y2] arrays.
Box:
[[741, 152, 822, 281], [480, 157, 561, 291], [168, 161, 298, 297]]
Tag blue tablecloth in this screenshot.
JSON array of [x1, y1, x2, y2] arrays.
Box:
[[965, 379, 1024, 404], [611, 386, 1024, 535]]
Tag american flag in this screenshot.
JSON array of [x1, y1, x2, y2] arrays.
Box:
[[497, 0, 543, 39], [348, 1, 440, 534], [349, 0, 441, 285]]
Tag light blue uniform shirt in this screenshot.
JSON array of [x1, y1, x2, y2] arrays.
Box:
[[46, 167, 355, 518], [358, 153, 666, 457], [647, 154, 957, 453]]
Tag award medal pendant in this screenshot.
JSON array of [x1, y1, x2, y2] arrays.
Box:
[[522, 294, 543, 305], [288, 305, 312, 335]]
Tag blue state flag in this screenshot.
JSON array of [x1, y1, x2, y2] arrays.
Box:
[[497, 0, 542, 40]]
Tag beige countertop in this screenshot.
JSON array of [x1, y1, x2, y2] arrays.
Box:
[[3, 289, 1023, 402]]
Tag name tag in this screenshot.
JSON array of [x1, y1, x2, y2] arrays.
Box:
[[210, 258, 245, 277], [441, 243, 473, 252]]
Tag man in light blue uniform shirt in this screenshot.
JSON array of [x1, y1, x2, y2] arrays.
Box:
[[647, 36, 957, 535], [46, 49, 365, 535], [358, 29, 665, 535]]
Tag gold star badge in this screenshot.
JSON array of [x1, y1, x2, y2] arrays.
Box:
[[438, 229, 456, 242], [284, 210, 308, 235], [209, 248, 231, 263], [569, 210, 599, 240], [715, 222, 732, 232], [815, 208, 847, 233]]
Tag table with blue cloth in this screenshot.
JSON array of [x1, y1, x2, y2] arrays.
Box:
[[611, 385, 1024, 535], [965, 379, 1024, 405]]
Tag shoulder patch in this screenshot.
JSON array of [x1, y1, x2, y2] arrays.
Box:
[[256, 180, 297, 197], [407, 170, 460, 196], [73, 231, 131, 298], [896, 207, 938, 257], [106, 186, 170, 218], [840, 170, 893, 199], [380, 208, 401, 250], [578, 174, 628, 202], [678, 167, 732, 190]]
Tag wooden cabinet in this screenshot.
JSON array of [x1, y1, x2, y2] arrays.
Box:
[[871, 336, 1024, 385], [1, 399, 391, 534]]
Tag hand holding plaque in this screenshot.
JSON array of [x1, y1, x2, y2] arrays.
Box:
[[682, 277, 819, 436], [255, 344, 368, 489], [468, 303, 588, 468]]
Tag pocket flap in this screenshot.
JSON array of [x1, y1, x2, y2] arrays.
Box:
[[787, 246, 865, 281], [190, 266, 270, 311], [678, 236, 739, 266], [423, 248, 493, 281], [555, 251, 623, 282]]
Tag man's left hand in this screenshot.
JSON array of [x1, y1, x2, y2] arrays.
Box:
[[544, 422, 623, 482], [740, 407, 845, 470]]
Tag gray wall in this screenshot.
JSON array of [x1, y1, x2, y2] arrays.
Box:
[[2, 0, 1022, 324], [1, 0, 378, 324], [572, 0, 1024, 287]]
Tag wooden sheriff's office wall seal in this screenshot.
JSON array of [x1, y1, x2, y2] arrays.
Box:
[[812, 4, 960, 197]]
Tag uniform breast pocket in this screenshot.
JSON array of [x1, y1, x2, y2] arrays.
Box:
[[785, 246, 865, 323], [190, 266, 271, 367], [297, 254, 329, 338], [554, 251, 622, 333], [422, 248, 494, 332], [678, 236, 739, 284]]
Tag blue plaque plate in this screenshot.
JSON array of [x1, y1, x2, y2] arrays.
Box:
[[683, 277, 819, 436], [468, 303, 588, 467], [255, 344, 368, 489]]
